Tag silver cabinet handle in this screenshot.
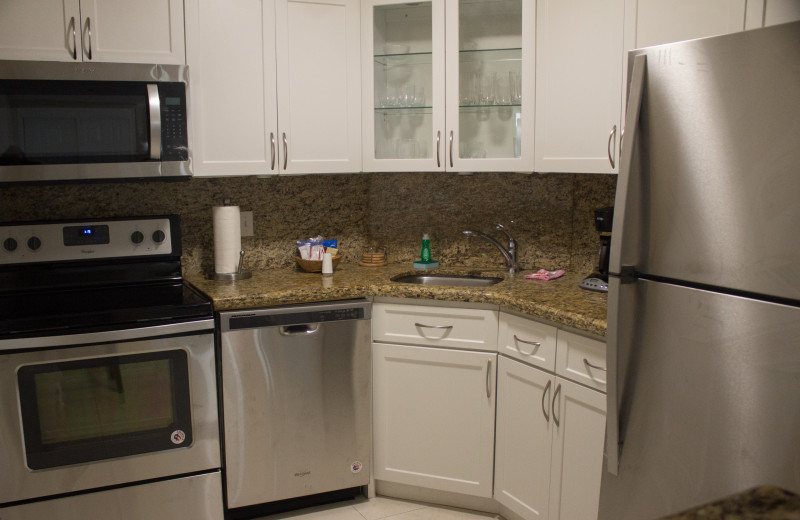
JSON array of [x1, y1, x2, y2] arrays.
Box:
[[69, 17, 77, 60], [541, 379, 552, 422], [146, 84, 161, 160], [84, 17, 92, 60], [513, 334, 541, 356], [270, 132, 276, 170], [485, 359, 492, 398], [436, 131, 441, 167], [607, 124, 617, 169], [552, 383, 562, 427], [449, 130, 454, 168], [414, 323, 453, 330], [583, 358, 607, 372], [282, 132, 288, 170]]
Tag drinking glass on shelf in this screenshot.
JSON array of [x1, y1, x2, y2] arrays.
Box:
[[497, 73, 511, 105], [511, 71, 522, 104], [397, 138, 420, 159], [479, 72, 496, 105]]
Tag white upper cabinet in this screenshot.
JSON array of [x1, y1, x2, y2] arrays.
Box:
[[362, 0, 535, 173], [534, 0, 625, 174], [0, 0, 185, 64], [186, 0, 361, 176], [747, 0, 800, 27], [624, 0, 747, 50]]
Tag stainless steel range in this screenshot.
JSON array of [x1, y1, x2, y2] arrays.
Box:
[[0, 215, 222, 520]]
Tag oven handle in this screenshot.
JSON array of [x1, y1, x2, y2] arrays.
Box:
[[147, 84, 162, 160], [0, 319, 213, 352]]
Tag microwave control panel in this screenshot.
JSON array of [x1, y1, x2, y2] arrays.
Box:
[[159, 82, 188, 161]]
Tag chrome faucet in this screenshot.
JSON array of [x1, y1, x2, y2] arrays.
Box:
[[463, 223, 519, 273]]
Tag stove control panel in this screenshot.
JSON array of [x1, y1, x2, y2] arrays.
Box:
[[0, 217, 175, 265]]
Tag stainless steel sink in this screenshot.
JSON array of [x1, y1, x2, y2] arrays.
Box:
[[391, 273, 503, 287]]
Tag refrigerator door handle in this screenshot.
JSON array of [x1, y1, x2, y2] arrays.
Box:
[[606, 53, 647, 476]]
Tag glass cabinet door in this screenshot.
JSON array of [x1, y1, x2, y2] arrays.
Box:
[[445, 0, 534, 172], [362, 1, 446, 171]]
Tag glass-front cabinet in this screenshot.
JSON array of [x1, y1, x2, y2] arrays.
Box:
[[362, 0, 534, 172]]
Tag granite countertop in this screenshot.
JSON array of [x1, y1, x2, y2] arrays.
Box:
[[660, 486, 800, 519], [184, 264, 608, 336]]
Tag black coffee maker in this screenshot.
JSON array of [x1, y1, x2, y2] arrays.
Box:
[[579, 206, 613, 292]]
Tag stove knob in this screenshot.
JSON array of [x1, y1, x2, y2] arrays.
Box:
[[131, 231, 144, 244], [27, 236, 42, 251], [3, 237, 17, 252], [152, 230, 166, 243]]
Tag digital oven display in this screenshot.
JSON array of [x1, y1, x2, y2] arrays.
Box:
[[63, 225, 110, 246]]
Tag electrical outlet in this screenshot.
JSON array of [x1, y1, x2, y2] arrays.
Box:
[[240, 211, 254, 237]]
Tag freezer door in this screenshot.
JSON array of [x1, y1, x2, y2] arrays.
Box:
[[610, 22, 800, 301], [599, 279, 800, 520]]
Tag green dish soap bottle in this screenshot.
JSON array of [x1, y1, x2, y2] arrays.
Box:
[[413, 233, 439, 269]]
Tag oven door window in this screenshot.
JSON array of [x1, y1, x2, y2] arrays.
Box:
[[17, 349, 192, 470], [0, 79, 150, 165]]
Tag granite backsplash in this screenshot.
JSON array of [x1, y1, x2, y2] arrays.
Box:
[[0, 172, 616, 276]]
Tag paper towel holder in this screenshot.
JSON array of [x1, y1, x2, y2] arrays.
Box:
[[212, 250, 252, 281]]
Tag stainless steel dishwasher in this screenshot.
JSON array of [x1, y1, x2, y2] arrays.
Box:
[[218, 300, 371, 510]]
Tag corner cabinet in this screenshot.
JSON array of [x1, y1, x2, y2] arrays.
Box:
[[361, 0, 535, 173], [533, 0, 625, 174], [494, 316, 607, 520], [0, 0, 185, 64], [185, 0, 361, 176]]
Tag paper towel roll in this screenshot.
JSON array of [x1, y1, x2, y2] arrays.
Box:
[[213, 206, 242, 274]]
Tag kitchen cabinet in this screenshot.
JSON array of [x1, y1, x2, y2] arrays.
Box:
[[533, 0, 625, 174], [372, 342, 497, 497], [746, 0, 800, 27], [361, 0, 535, 173], [185, 0, 361, 176], [0, 0, 185, 64], [494, 314, 607, 520], [495, 355, 606, 520], [371, 301, 498, 497]]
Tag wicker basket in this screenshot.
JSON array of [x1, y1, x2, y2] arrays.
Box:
[[294, 255, 342, 273]]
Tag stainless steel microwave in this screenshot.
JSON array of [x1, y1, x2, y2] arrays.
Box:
[[0, 61, 190, 183]]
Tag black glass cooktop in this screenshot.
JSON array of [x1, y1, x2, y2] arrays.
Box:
[[0, 281, 212, 338]]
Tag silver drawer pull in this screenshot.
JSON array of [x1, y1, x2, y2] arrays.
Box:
[[513, 334, 541, 356], [583, 358, 607, 372], [414, 323, 454, 330], [485, 359, 492, 398]]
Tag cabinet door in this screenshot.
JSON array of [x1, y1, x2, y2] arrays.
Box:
[[445, 0, 535, 172], [494, 356, 554, 520], [79, 0, 185, 64], [0, 0, 81, 62], [362, 1, 446, 172], [624, 0, 747, 49], [548, 378, 606, 520], [275, 0, 361, 174], [372, 343, 496, 497], [185, 0, 279, 176], [534, 0, 625, 174]]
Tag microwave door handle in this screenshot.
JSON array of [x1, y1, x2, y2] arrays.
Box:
[[147, 84, 162, 160]]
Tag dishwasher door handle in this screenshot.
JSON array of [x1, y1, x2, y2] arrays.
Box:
[[279, 324, 320, 336]]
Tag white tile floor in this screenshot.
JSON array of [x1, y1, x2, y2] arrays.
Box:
[[255, 496, 500, 520]]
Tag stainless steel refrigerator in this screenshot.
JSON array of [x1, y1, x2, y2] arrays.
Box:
[[599, 21, 800, 519]]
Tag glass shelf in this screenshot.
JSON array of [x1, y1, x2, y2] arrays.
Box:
[[375, 106, 433, 112], [373, 52, 433, 66]]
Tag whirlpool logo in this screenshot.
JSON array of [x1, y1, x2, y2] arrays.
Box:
[[294, 471, 311, 478]]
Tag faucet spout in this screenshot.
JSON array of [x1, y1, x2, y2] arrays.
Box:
[[463, 229, 519, 273]]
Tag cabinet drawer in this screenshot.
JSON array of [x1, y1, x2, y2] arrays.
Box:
[[372, 303, 498, 351], [555, 330, 607, 392], [498, 313, 557, 371]]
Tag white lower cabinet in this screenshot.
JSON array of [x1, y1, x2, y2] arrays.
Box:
[[372, 342, 497, 498], [495, 356, 607, 520], [372, 303, 607, 520]]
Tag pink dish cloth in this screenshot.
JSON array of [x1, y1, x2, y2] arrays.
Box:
[[525, 269, 565, 281]]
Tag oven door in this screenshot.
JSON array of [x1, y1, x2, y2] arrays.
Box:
[[0, 323, 219, 506]]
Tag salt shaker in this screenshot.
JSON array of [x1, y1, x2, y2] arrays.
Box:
[[321, 252, 333, 275]]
